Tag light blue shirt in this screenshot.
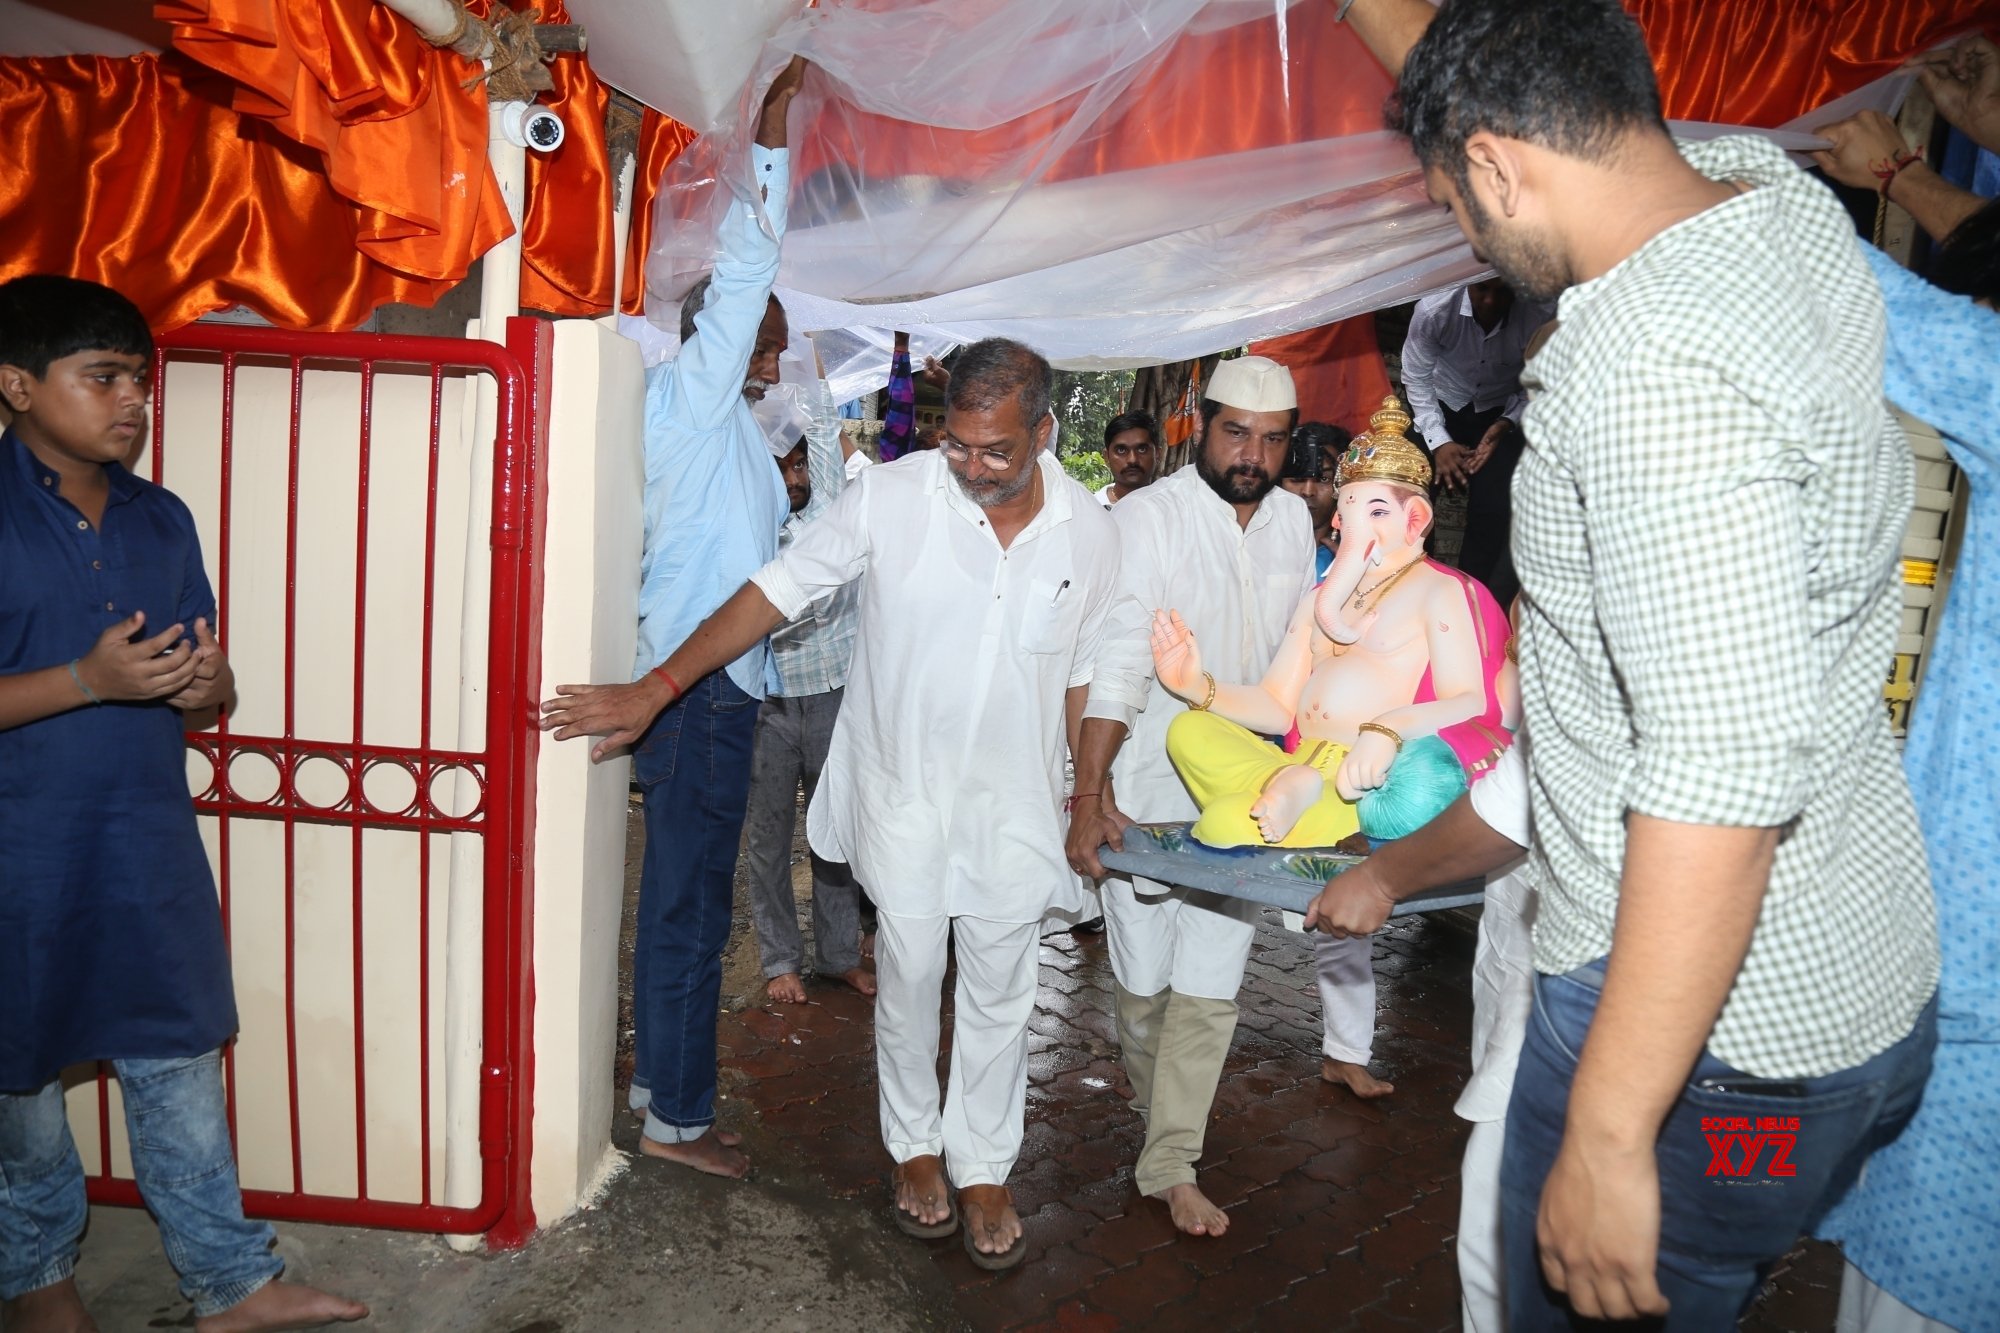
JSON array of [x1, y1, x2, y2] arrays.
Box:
[[636, 145, 792, 699], [1819, 246, 2000, 1333]]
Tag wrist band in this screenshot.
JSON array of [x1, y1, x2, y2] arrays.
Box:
[[1872, 147, 1923, 197], [68, 659, 100, 705], [1064, 791, 1100, 813], [1358, 721, 1404, 751], [649, 664, 683, 699]]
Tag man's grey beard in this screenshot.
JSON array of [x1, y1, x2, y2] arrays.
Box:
[[743, 377, 774, 399], [952, 462, 1036, 509]]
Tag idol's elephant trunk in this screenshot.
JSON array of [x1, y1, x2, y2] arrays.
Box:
[[1314, 538, 1378, 644]]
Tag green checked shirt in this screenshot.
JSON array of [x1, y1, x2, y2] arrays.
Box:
[[1513, 134, 1939, 1080]]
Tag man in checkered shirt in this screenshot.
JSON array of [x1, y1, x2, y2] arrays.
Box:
[[1339, 0, 1941, 1326]]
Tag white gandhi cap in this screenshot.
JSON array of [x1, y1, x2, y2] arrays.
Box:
[[1205, 355, 1297, 413]]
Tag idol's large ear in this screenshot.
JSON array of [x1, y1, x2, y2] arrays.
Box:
[[1406, 492, 1435, 544]]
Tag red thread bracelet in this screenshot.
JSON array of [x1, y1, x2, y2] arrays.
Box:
[[1064, 791, 1101, 813], [650, 665, 683, 698], [1872, 147, 1923, 196]]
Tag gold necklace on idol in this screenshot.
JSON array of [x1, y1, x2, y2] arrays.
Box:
[[1350, 553, 1423, 611]]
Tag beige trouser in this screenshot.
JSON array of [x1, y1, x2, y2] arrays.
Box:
[[1115, 981, 1238, 1197]]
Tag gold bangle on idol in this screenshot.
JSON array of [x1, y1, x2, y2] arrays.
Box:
[[1192, 671, 1217, 711], [1357, 721, 1404, 751]]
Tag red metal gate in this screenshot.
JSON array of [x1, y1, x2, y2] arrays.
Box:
[[80, 319, 550, 1248]]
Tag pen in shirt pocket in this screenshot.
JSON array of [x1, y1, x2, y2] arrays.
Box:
[[1051, 579, 1071, 605]]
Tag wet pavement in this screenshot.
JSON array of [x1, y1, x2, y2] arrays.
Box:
[[701, 802, 1849, 1332], [62, 803, 1846, 1330]]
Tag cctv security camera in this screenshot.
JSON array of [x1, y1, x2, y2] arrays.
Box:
[[498, 101, 565, 153]]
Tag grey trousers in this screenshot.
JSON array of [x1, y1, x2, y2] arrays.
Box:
[[743, 687, 862, 978]]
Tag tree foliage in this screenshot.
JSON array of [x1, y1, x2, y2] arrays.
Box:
[[1051, 368, 1132, 490]]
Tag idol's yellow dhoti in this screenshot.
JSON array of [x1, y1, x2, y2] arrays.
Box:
[[1165, 711, 1362, 848]]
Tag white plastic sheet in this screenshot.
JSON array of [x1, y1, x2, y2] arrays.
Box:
[[640, 0, 1915, 370], [565, 0, 803, 133]]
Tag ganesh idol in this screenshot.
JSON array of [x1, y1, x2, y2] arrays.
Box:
[[1151, 397, 1515, 849]]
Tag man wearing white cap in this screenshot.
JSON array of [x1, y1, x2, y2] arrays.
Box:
[[1066, 355, 1313, 1237]]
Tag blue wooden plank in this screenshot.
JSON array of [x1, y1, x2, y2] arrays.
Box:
[[1097, 822, 1484, 918]]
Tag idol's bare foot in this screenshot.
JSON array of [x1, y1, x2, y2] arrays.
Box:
[[1156, 1182, 1230, 1237], [833, 964, 877, 997], [195, 1280, 368, 1332], [892, 1154, 954, 1234], [639, 1127, 750, 1178], [2, 1278, 98, 1333], [1322, 1057, 1395, 1099], [1248, 764, 1321, 843], [765, 972, 808, 1004], [959, 1185, 1026, 1269]]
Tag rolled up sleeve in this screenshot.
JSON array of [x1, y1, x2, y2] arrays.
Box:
[[1467, 744, 1531, 847], [1583, 351, 1819, 829], [752, 469, 871, 621]]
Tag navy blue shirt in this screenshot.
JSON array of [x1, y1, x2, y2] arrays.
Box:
[[0, 431, 236, 1090]]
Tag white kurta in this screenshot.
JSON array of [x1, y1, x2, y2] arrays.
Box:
[[1083, 465, 1313, 998], [752, 449, 1118, 924]]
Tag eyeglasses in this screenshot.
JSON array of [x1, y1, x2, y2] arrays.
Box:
[[938, 439, 1018, 470]]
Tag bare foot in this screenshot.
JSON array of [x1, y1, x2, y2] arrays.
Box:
[[1322, 1057, 1395, 1099], [892, 1154, 953, 1231], [765, 972, 808, 1004], [195, 1280, 368, 1332], [2, 1278, 99, 1333], [834, 964, 877, 997], [627, 1104, 741, 1146], [639, 1127, 749, 1178], [959, 1184, 1023, 1259], [1155, 1181, 1230, 1237], [1248, 764, 1322, 843]]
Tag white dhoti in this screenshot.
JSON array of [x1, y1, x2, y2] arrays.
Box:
[[1453, 861, 1534, 1332], [1454, 745, 1536, 1333], [1314, 931, 1377, 1064], [873, 910, 1042, 1190]]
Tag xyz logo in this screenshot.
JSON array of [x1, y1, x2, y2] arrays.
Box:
[[1702, 1117, 1799, 1178]]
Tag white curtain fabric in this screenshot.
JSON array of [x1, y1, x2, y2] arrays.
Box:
[[640, 0, 1912, 373]]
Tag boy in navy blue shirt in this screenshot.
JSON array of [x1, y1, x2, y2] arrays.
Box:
[[0, 276, 366, 1332]]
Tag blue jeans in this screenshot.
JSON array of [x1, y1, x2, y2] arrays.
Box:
[[1501, 960, 1937, 1330], [628, 672, 760, 1143], [0, 1050, 281, 1317]]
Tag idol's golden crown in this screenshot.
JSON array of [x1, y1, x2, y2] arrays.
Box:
[[1336, 396, 1432, 491]]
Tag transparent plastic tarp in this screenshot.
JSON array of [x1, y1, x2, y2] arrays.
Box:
[[641, 0, 1913, 371]]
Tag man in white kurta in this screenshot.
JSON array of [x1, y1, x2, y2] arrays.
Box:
[[541, 340, 1115, 1269], [1067, 356, 1311, 1237]]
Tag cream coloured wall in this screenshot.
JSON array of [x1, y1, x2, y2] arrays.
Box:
[[528, 321, 645, 1223]]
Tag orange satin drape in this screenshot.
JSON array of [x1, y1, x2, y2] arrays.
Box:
[[0, 0, 693, 331], [1249, 316, 1393, 437], [1, 1, 1992, 334], [1630, 0, 1997, 126]]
